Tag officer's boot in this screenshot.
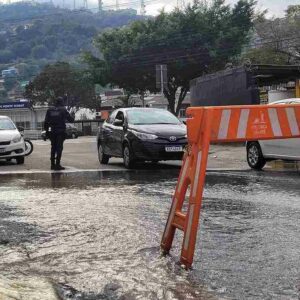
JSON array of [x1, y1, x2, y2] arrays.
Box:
[[55, 158, 65, 171]]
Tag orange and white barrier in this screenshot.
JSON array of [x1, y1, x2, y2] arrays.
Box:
[[161, 104, 300, 268]]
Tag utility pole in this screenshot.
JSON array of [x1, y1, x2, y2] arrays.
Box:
[[73, 0, 76, 9], [83, 0, 88, 8], [156, 64, 167, 96], [116, 0, 119, 10], [140, 0, 146, 15], [98, 0, 103, 12]]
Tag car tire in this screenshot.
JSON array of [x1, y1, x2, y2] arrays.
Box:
[[72, 133, 77, 139], [16, 156, 25, 165], [98, 143, 109, 164], [123, 144, 135, 169], [247, 142, 266, 170]]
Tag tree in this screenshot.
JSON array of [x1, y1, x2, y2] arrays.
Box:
[[87, 0, 256, 115], [31, 45, 49, 59], [4, 77, 17, 91], [246, 5, 300, 64], [0, 90, 8, 103], [24, 62, 96, 111], [0, 50, 13, 63], [0, 35, 6, 50], [11, 41, 31, 58]]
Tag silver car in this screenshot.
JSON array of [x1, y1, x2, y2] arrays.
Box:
[[246, 98, 300, 170]]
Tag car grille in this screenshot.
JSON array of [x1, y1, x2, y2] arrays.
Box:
[[0, 141, 10, 146]]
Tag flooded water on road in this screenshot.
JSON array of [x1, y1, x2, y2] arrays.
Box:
[[0, 169, 299, 299]]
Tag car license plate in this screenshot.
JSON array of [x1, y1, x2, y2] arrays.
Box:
[[165, 146, 183, 152], [0, 148, 5, 153]]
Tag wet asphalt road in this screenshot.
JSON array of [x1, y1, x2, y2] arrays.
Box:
[[0, 169, 299, 299]]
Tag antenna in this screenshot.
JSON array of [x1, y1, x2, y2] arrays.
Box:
[[98, 0, 103, 12], [140, 0, 146, 15]]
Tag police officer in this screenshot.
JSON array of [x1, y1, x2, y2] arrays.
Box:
[[44, 97, 74, 170]]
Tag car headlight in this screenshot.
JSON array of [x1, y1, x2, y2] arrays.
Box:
[[12, 134, 22, 143], [132, 131, 158, 140]]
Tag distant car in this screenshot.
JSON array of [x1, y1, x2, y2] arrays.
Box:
[[246, 98, 300, 170], [97, 108, 187, 168], [41, 123, 79, 141], [0, 116, 25, 164]]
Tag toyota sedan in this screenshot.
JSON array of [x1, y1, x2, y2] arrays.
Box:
[[97, 108, 187, 168]]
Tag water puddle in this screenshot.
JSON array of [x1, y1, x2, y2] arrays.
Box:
[[0, 170, 299, 299]]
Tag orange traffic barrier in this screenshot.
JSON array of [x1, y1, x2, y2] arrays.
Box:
[[161, 104, 300, 268]]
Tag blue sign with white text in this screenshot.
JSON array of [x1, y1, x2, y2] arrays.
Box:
[[0, 102, 30, 109]]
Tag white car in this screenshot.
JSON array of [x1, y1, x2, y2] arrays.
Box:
[[0, 116, 25, 164], [246, 98, 300, 170]]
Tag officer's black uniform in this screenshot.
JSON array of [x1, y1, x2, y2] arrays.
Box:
[[44, 98, 74, 170]]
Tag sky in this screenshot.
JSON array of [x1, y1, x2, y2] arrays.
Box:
[[144, 0, 299, 17], [2, 0, 299, 16]]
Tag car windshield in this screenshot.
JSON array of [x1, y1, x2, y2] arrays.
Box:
[[127, 110, 181, 125], [0, 118, 16, 130]]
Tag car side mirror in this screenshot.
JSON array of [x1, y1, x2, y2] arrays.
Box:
[[114, 119, 123, 126], [18, 126, 24, 132]]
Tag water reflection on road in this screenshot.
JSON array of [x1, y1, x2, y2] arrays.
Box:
[[0, 169, 299, 299]]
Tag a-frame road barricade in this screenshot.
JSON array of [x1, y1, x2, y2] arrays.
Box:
[[161, 103, 300, 268]]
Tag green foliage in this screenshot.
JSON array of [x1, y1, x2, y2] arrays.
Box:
[[0, 35, 7, 50], [0, 2, 144, 65], [245, 5, 300, 65], [0, 90, 8, 103], [24, 62, 96, 110], [0, 50, 13, 63], [4, 77, 17, 91], [31, 45, 49, 59], [87, 0, 256, 114], [241, 47, 290, 65]]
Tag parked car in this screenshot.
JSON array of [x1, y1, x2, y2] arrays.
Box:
[[97, 108, 187, 168], [246, 98, 300, 170], [0, 116, 25, 164], [41, 123, 79, 141]]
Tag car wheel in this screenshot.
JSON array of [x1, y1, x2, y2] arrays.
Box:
[[98, 143, 109, 164], [247, 142, 266, 170], [123, 144, 135, 169], [16, 156, 25, 165], [24, 139, 33, 156]]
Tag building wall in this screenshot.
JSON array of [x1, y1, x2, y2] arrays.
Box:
[[190, 67, 260, 106], [0, 107, 48, 130]]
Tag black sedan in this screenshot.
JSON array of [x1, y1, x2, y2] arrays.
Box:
[[97, 108, 187, 168]]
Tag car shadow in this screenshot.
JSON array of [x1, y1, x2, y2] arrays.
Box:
[[0, 160, 17, 166]]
